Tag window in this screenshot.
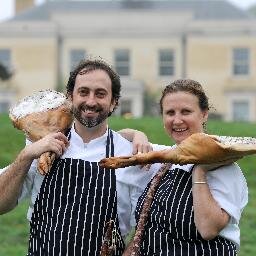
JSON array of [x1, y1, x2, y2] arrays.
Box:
[[232, 48, 249, 76], [0, 101, 10, 113], [69, 49, 86, 71], [114, 49, 130, 76], [159, 49, 175, 76], [0, 49, 11, 70], [120, 99, 132, 116], [232, 100, 249, 121]]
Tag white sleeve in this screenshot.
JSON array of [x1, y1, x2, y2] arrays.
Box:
[[206, 163, 248, 224], [18, 159, 38, 203], [116, 180, 132, 237], [152, 143, 173, 151], [117, 162, 166, 235], [0, 166, 9, 174], [17, 139, 38, 203], [116, 183, 145, 232]]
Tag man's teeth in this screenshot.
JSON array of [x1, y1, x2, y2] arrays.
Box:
[[83, 109, 97, 113]]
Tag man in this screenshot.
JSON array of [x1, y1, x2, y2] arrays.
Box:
[[0, 59, 159, 255]]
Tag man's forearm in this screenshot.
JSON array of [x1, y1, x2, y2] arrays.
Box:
[[0, 132, 69, 214], [0, 148, 33, 214], [118, 128, 138, 142], [118, 129, 152, 154]]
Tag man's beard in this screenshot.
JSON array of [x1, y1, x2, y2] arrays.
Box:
[[72, 104, 110, 128]]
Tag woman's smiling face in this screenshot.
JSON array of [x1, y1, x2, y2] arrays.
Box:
[[162, 91, 208, 145]]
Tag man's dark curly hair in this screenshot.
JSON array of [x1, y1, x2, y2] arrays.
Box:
[[66, 58, 121, 114]]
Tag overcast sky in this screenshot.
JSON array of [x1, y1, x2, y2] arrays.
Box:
[[0, 0, 255, 22]]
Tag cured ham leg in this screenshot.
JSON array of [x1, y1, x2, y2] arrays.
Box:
[[100, 220, 115, 256], [99, 133, 256, 169], [9, 89, 73, 175]]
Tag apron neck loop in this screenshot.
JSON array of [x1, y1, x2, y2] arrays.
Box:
[[66, 127, 72, 140], [106, 128, 114, 158], [65, 127, 114, 158]]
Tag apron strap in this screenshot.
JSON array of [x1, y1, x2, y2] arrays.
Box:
[[106, 128, 114, 158], [66, 127, 114, 158]]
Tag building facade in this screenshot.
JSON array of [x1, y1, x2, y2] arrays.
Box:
[[0, 0, 256, 121]]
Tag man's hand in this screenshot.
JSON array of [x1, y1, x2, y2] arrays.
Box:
[[23, 132, 69, 161], [117, 128, 153, 170], [117, 128, 152, 154], [131, 130, 152, 155]]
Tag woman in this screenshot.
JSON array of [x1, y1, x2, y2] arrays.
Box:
[[124, 79, 248, 255]]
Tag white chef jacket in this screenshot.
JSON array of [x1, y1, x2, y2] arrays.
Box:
[[0, 125, 168, 237], [170, 162, 248, 249], [1, 131, 246, 247]]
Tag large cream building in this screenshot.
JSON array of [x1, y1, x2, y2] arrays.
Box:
[[0, 0, 256, 121]]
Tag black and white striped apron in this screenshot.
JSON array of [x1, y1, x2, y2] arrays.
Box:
[[28, 129, 124, 256], [135, 167, 237, 256]]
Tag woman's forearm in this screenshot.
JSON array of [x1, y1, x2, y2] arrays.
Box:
[[192, 165, 230, 240]]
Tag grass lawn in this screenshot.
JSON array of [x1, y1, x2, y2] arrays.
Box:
[[0, 114, 255, 255]]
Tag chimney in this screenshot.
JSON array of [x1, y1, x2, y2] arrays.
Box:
[[15, 0, 35, 15]]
